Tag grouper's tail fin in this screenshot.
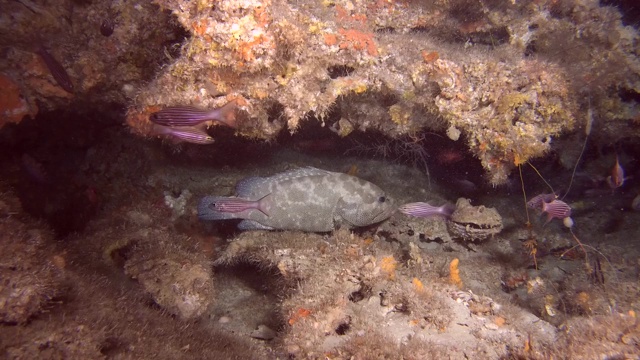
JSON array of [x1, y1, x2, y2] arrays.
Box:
[[197, 196, 238, 221]]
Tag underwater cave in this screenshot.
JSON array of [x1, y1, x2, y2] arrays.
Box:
[[1, 0, 639, 359]]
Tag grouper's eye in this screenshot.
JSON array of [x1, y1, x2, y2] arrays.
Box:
[[378, 196, 386, 203]]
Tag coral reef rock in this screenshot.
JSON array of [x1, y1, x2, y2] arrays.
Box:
[[123, 230, 214, 320], [5, 322, 105, 358], [2, 0, 639, 184], [0, 192, 65, 324], [122, 0, 640, 184]]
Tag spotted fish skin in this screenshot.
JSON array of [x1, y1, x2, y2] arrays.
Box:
[[198, 167, 396, 232]]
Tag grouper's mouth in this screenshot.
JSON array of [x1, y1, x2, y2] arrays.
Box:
[[371, 204, 396, 224]]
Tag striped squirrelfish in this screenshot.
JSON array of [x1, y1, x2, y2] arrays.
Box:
[[541, 199, 572, 223], [151, 124, 215, 144], [36, 46, 74, 93], [526, 193, 557, 210], [398, 202, 455, 218], [150, 100, 238, 128]]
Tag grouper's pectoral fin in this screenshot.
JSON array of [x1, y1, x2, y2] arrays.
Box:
[[335, 198, 362, 227], [238, 219, 275, 231]]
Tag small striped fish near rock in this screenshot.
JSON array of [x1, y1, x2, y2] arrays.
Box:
[[36, 47, 74, 93]]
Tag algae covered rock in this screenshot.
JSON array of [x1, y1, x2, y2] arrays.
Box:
[[120, 0, 640, 185], [5, 322, 105, 359], [0, 194, 65, 324]]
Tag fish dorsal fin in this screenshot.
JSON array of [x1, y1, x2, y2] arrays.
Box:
[[236, 176, 268, 198], [236, 167, 332, 198], [268, 167, 333, 183]]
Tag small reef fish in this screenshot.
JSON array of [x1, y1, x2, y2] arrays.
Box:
[[541, 199, 572, 223], [436, 148, 464, 165], [36, 47, 74, 93], [398, 202, 454, 218], [198, 167, 396, 232], [150, 100, 238, 128], [151, 124, 215, 144], [526, 193, 556, 210], [606, 155, 628, 190]]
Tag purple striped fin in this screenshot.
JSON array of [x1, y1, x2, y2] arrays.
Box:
[[398, 202, 454, 218], [36, 47, 74, 93]]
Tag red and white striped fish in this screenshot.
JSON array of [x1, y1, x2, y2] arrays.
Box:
[[36, 46, 74, 93], [541, 199, 572, 223], [398, 202, 455, 218], [151, 124, 215, 144], [150, 100, 238, 128], [527, 193, 556, 210]]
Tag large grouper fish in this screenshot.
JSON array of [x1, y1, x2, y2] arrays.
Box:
[[197, 167, 396, 232]]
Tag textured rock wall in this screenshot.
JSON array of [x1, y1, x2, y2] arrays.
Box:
[[2, 0, 638, 183]]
